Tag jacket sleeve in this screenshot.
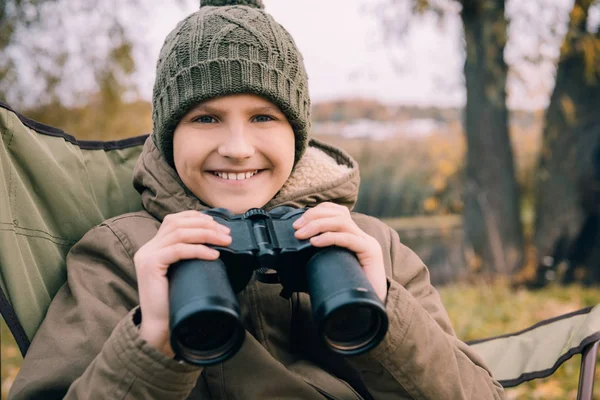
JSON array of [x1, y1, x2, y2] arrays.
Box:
[[346, 224, 506, 400], [8, 224, 202, 400]]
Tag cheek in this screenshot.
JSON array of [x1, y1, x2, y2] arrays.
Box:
[[173, 133, 205, 175], [172, 130, 187, 165], [278, 128, 296, 171], [173, 142, 189, 172]]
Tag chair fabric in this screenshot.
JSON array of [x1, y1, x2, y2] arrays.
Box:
[[468, 305, 600, 387], [0, 101, 146, 342]]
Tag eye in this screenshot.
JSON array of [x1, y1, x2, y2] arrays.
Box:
[[252, 115, 275, 123], [193, 115, 217, 123]]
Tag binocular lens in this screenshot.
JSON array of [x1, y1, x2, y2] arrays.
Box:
[[172, 311, 242, 364], [324, 305, 383, 352]]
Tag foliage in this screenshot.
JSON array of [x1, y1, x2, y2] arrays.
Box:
[[1, 319, 21, 398], [24, 99, 153, 141], [316, 111, 541, 221], [560, 0, 600, 84], [311, 99, 462, 124], [312, 99, 395, 122], [0, 0, 170, 108], [319, 131, 464, 217]]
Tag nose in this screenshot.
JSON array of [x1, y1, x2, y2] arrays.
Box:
[[217, 124, 255, 160]]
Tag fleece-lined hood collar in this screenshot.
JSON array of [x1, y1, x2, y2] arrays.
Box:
[[132, 136, 360, 221]]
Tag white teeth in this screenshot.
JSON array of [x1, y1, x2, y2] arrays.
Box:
[[213, 170, 258, 181]]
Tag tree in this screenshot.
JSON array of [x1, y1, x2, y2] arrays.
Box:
[[533, 0, 600, 282], [371, 0, 524, 274], [0, 0, 145, 109], [0, 0, 197, 139], [0, 0, 57, 105]]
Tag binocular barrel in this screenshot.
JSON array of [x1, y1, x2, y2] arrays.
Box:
[[306, 247, 389, 355], [168, 249, 389, 365], [168, 259, 245, 366]]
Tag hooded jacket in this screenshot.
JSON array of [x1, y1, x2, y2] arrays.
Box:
[[9, 137, 505, 399]]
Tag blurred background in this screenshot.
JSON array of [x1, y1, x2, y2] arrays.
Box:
[[1, 0, 600, 398]]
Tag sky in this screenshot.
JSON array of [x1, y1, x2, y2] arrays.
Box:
[[135, 0, 466, 107]]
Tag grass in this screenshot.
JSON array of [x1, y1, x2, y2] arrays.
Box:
[[1, 319, 22, 399], [2, 281, 600, 399]]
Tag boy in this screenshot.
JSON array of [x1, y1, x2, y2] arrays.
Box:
[[10, 1, 505, 398]]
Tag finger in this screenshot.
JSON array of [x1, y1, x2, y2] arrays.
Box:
[[159, 215, 230, 235], [159, 227, 232, 247], [309, 231, 371, 254], [163, 210, 213, 224], [312, 233, 383, 266], [161, 211, 214, 227], [160, 212, 212, 234], [317, 202, 347, 210], [155, 243, 221, 268], [293, 205, 350, 228], [295, 216, 361, 239]]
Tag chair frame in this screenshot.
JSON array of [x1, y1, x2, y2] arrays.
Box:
[[578, 340, 599, 400]]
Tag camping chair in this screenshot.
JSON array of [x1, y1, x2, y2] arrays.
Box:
[[1, 101, 599, 399]]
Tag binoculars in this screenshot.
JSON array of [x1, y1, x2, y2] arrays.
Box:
[[167, 206, 389, 366]]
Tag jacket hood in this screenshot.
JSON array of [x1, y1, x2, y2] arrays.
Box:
[[132, 136, 360, 221]]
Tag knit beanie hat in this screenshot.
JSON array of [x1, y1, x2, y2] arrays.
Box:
[[152, 0, 311, 167]]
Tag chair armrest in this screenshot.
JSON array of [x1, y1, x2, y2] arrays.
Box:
[[468, 305, 600, 388]]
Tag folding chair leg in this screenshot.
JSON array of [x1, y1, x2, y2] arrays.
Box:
[[577, 340, 600, 400]]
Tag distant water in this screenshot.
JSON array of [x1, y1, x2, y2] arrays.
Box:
[[313, 119, 444, 140]]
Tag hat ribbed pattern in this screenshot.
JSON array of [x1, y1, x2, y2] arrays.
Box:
[[152, 5, 310, 166]]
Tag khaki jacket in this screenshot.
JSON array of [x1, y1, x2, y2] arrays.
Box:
[[10, 137, 505, 399]]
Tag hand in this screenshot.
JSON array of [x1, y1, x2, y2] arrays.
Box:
[[293, 203, 387, 303], [133, 210, 232, 357]]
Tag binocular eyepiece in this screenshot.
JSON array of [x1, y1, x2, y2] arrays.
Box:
[[167, 207, 389, 365]]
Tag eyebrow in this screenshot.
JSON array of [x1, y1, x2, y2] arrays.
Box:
[[189, 104, 220, 114], [249, 106, 282, 114], [189, 104, 283, 115]]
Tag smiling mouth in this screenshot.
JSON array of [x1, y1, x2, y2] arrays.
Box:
[[210, 170, 261, 181]]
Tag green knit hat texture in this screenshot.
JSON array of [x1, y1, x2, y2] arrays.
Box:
[[152, 0, 311, 167]]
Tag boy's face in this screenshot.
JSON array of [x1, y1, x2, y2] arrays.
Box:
[[173, 94, 295, 214]]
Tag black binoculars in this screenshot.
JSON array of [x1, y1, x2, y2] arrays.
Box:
[[167, 206, 389, 366]]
